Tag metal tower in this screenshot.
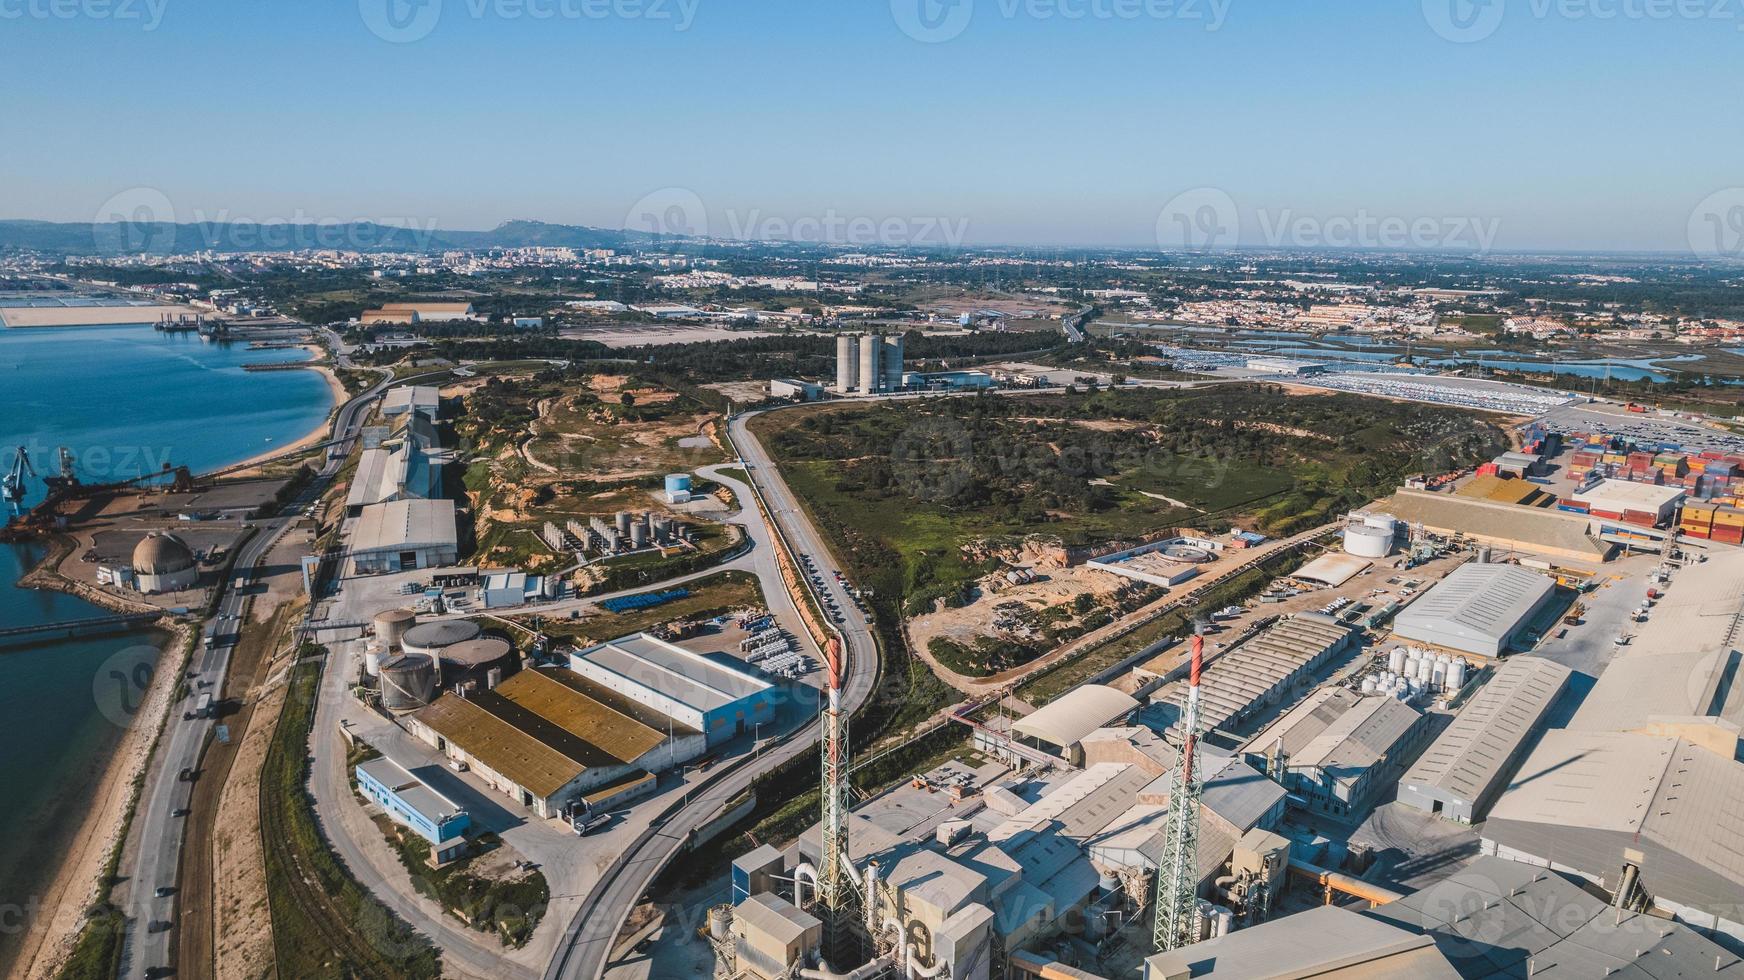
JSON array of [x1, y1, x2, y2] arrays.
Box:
[[818, 636, 858, 963], [1155, 634, 1206, 952]]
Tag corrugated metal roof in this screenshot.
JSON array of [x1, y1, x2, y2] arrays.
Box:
[[1394, 562, 1556, 651], [1369, 856, 1744, 980], [1487, 730, 1744, 900], [732, 893, 818, 947], [1166, 616, 1353, 736], [350, 499, 459, 553], [1402, 656, 1570, 805], [410, 696, 587, 799], [1571, 549, 1744, 735], [493, 669, 666, 764], [573, 633, 771, 713], [1244, 689, 1421, 784], [1143, 905, 1459, 978], [1011, 685, 1138, 748]]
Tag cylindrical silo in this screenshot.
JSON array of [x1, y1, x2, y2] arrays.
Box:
[[881, 334, 904, 392], [1363, 513, 1398, 534], [616, 511, 633, 535], [380, 653, 437, 711], [630, 520, 649, 549], [1431, 662, 1447, 690], [859, 337, 879, 394], [374, 608, 417, 652], [363, 643, 384, 678], [836, 334, 860, 392], [1416, 657, 1434, 685], [1361, 678, 1379, 696], [1388, 647, 1407, 674]]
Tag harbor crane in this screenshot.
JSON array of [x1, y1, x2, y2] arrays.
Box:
[[2, 447, 35, 504]]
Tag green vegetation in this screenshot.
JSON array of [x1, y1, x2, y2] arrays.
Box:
[[755, 384, 1503, 632], [262, 647, 441, 980], [381, 829, 549, 948]]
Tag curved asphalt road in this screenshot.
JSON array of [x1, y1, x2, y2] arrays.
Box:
[[543, 408, 880, 980]]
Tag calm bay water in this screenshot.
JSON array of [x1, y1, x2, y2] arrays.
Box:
[[0, 324, 332, 965]]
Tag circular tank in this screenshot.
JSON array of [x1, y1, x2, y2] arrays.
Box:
[[665, 473, 692, 495], [364, 642, 384, 678], [1446, 660, 1467, 691], [374, 608, 417, 651], [402, 619, 484, 656], [1363, 513, 1399, 533], [709, 905, 734, 941], [379, 653, 437, 711], [1361, 678, 1379, 695], [630, 521, 649, 548], [1344, 524, 1394, 559], [438, 637, 514, 684], [1432, 663, 1448, 689], [1416, 658, 1434, 684], [615, 511, 633, 534], [1388, 647, 1408, 674]]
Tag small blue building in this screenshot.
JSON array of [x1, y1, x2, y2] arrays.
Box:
[[356, 755, 470, 847]]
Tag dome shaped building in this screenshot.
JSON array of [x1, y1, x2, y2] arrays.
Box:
[[133, 532, 199, 594]]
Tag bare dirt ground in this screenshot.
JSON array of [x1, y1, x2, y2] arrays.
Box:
[[907, 564, 1123, 655]]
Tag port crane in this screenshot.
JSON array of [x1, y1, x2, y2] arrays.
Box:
[[2, 447, 35, 504]]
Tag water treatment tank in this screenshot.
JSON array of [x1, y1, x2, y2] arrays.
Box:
[[379, 653, 437, 711], [402, 619, 484, 658], [373, 608, 417, 651]]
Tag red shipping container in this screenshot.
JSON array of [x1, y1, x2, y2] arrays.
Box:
[[1713, 525, 1744, 545]]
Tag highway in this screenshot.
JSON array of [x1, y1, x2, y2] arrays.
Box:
[[117, 360, 390, 980], [542, 408, 881, 980]]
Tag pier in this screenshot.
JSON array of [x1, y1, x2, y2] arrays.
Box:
[[0, 612, 167, 649]]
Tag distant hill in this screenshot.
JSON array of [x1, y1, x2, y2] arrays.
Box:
[[0, 218, 661, 256]]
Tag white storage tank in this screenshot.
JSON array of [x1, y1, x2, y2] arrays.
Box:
[[1431, 662, 1447, 690], [1446, 660, 1467, 691], [1388, 647, 1408, 674], [1363, 513, 1399, 533], [1416, 658, 1434, 685], [1361, 678, 1380, 695], [1344, 524, 1394, 558], [363, 642, 384, 678]]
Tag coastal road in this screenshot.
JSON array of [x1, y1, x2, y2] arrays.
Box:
[[543, 408, 881, 980], [117, 366, 391, 979]]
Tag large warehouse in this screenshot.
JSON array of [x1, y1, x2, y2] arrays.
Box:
[[1391, 562, 1557, 657], [349, 498, 460, 574], [1161, 614, 1358, 741], [1397, 655, 1571, 823], [407, 667, 706, 818], [1482, 730, 1744, 945], [1373, 488, 1614, 565], [569, 633, 777, 747], [1569, 478, 1686, 527]]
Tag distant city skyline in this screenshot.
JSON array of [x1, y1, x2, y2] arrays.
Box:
[[3, 0, 1741, 253]]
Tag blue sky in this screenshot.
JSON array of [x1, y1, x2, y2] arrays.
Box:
[[1, 0, 1738, 250]]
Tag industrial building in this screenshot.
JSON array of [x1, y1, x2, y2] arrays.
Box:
[[834, 332, 905, 395], [568, 632, 777, 747], [1568, 549, 1744, 756], [1481, 730, 1744, 945], [377, 302, 476, 322], [900, 370, 994, 391], [1086, 538, 1217, 588], [131, 532, 200, 594], [1391, 562, 1557, 658], [768, 378, 823, 401], [1009, 685, 1139, 764], [407, 667, 705, 818], [382, 385, 441, 418], [346, 413, 444, 516], [1396, 656, 1571, 823], [1144, 905, 1460, 980], [349, 498, 460, 574], [355, 755, 470, 859], [728, 893, 823, 980], [1372, 488, 1614, 565], [1567, 478, 1686, 527], [1159, 614, 1358, 740], [1240, 688, 1429, 820]]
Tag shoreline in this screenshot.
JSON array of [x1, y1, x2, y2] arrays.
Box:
[[219, 347, 346, 475], [8, 336, 342, 979]]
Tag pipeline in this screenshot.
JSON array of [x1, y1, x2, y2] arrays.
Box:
[[1288, 859, 1405, 906], [794, 862, 819, 910], [798, 954, 897, 980]]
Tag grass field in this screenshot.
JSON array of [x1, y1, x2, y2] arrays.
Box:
[[536, 570, 765, 643]]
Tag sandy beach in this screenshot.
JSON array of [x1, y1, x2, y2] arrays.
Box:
[[0, 305, 202, 328], [219, 354, 347, 476]]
